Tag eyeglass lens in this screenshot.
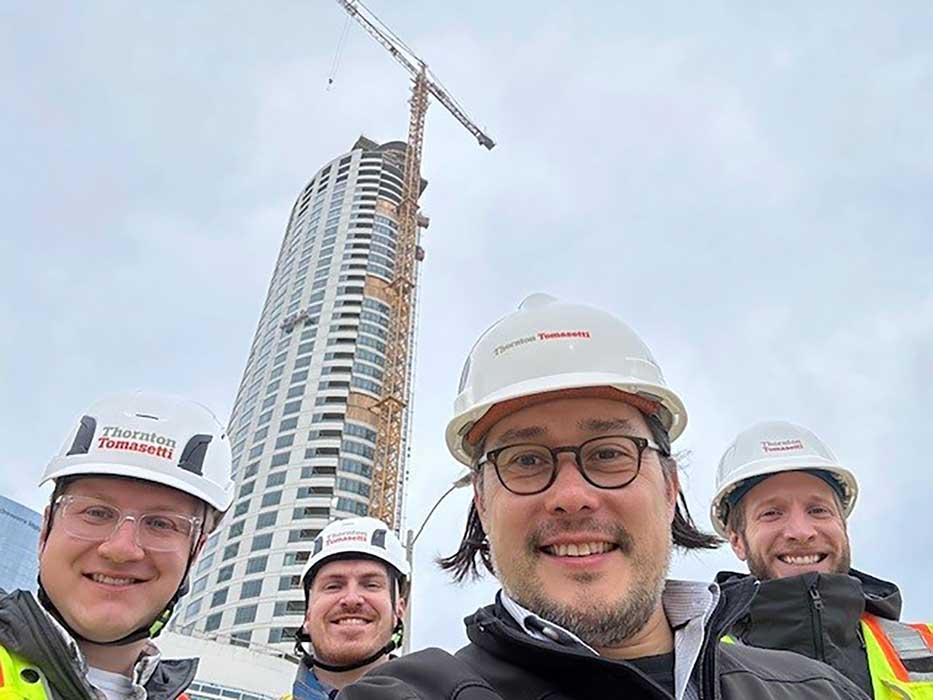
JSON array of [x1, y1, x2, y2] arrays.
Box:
[[58, 496, 197, 552]]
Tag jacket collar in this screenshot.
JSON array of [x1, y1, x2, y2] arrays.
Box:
[[0, 589, 197, 700], [292, 663, 334, 700], [464, 577, 758, 700], [715, 569, 902, 654]]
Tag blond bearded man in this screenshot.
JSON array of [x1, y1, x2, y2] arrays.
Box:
[[713, 421, 933, 699]]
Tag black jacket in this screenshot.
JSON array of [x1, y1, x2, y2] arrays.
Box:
[[339, 578, 868, 700], [716, 569, 903, 698], [0, 588, 197, 700]]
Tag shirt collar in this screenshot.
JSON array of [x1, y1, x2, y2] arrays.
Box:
[[499, 591, 598, 653]]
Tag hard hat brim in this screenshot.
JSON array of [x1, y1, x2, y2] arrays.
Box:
[[40, 459, 233, 513]]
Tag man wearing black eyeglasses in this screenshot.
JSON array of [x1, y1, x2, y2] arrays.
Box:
[[339, 294, 867, 700]]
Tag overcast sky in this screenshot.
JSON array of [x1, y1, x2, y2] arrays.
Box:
[[2, 1, 931, 653]]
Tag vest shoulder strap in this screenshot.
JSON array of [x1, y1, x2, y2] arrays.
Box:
[[0, 644, 51, 699], [862, 613, 933, 683]]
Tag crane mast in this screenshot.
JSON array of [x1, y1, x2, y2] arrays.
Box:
[[335, 0, 494, 529]]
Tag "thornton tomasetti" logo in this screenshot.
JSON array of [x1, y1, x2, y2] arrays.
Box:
[[97, 425, 177, 460]]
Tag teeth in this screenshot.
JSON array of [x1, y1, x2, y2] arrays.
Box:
[[546, 542, 613, 557], [335, 618, 369, 626], [91, 574, 138, 586], [779, 554, 823, 566]]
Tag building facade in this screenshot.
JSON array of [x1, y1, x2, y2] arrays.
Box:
[[158, 631, 293, 700], [0, 495, 42, 593], [180, 137, 419, 652]]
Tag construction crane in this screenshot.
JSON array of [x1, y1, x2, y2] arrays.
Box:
[[335, 0, 494, 529]]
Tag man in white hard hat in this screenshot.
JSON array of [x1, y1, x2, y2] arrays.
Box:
[[339, 295, 865, 700], [0, 392, 233, 700], [284, 517, 409, 700], [712, 420, 933, 699]]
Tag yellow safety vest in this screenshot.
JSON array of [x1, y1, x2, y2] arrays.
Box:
[[862, 614, 933, 699], [722, 614, 933, 699], [0, 645, 193, 700], [0, 645, 49, 700]]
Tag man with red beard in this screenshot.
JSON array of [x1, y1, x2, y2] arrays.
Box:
[[712, 421, 933, 699], [286, 517, 409, 700], [338, 295, 866, 700], [0, 392, 233, 700]]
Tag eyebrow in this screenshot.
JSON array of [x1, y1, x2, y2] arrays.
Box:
[[316, 572, 388, 586], [75, 492, 196, 515], [578, 417, 637, 433], [489, 425, 548, 448], [488, 417, 640, 450]]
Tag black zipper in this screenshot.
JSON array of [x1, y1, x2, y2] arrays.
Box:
[[809, 584, 826, 660]]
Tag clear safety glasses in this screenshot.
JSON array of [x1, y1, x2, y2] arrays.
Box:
[[54, 494, 202, 553]]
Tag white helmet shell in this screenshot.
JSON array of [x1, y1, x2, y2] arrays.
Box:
[[446, 294, 687, 466], [710, 420, 859, 537], [302, 517, 410, 586], [41, 392, 234, 512]]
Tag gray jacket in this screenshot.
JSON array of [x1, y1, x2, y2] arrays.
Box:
[[0, 588, 197, 700], [338, 577, 868, 700]]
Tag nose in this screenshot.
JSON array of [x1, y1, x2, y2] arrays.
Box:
[[542, 452, 601, 515], [97, 517, 145, 562], [339, 583, 366, 608], [783, 507, 818, 542]]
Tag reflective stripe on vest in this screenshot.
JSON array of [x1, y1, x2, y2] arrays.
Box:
[[0, 645, 50, 700], [862, 614, 933, 699]]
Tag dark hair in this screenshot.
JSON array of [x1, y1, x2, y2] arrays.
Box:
[[437, 413, 722, 582]]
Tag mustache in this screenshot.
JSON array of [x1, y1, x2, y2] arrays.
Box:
[[528, 518, 635, 555]]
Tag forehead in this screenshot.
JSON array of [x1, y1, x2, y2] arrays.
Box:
[[743, 471, 838, 506], [313, 558, 389, 582], [64, 476, 199, 513], [485, 397, 649, 447]]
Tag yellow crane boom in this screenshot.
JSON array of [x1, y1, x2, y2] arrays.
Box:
[[335, 0, 494, 529]]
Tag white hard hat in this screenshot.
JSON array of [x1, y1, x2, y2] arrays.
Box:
[[445, 294, 687, 466], [302, 517, 410, 588], [710, 420, 859, 537], [41, 392, 234, 512]]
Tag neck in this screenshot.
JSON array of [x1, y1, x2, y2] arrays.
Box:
[[314, 655, 387, 689], [596, 604, 673, 660], [79, 639, 149, 677]]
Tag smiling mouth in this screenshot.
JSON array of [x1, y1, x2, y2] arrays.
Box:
[[86, 573, 144, 586], [541, 542, 617, 558], [777, 554, 828, 566], [331, 617, 373, 626]]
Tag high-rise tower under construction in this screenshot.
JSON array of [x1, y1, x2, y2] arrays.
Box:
[[179, 136, 421, 651]]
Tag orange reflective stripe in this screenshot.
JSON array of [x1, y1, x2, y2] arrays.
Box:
[[863, 613, 910, 683], [0, 661, 4, 687]]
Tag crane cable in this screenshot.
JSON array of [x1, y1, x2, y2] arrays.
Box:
[[328, 13, 352, 89]]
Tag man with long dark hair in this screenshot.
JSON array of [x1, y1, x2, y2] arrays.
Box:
[[339, 295, 866, 700]]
